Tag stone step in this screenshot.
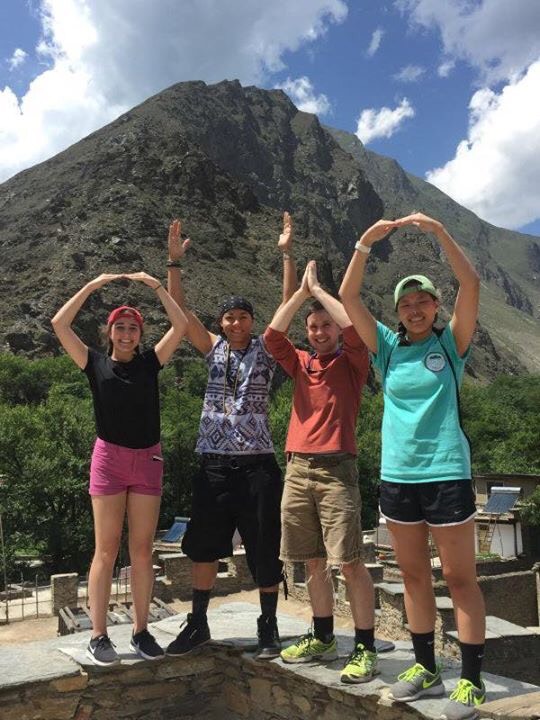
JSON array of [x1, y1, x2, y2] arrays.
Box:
[[445, 616, 540, 685]]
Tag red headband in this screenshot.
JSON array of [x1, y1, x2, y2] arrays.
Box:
[[107, 306, 144, 328]]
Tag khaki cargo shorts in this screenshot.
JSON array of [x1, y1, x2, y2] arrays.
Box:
[[280, 452, 363, 565]]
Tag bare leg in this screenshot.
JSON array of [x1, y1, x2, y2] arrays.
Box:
[[431, 520, 485, 644], [192, 561, 219, 590], [127, 493, 161, 633], [387, 521, 436, 633], [341, 559, 375, 630], [305, 557, 334, 617], [89, 493, 126, 637]]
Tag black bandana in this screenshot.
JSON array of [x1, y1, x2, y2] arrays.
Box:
[[218, 296, 254, 319]]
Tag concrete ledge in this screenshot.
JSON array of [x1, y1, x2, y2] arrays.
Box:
[[1, 603, 539, 720]]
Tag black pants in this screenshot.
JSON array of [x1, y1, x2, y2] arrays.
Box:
[[182, 454, 283, 588]]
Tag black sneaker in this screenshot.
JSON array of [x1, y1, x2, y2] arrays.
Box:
[[166, 613, 211, 656], [254, 615, 281, 660], [130, 628, 165, 660], [86, 634, 120, 666]]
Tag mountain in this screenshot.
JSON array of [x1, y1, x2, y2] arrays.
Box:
[[0, 79, 538, 379]]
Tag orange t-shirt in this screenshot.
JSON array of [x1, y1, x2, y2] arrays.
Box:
[[263, 326, 369, 455]]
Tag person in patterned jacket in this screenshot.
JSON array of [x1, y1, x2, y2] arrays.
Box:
[[165, 214, 296, 659]]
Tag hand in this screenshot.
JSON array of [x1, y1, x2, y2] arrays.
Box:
[[394, 212, 443, 234], [124, 272, 161, 290], [299, 264, 311, 298], [88, 273, 125, 290], [277, 211, 293, 252], [358, 219, 400, 248], [168, 218, 191, 261], [306, 260, 320, 292]]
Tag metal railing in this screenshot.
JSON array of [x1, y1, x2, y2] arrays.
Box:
[[0, 571, 51, 623]]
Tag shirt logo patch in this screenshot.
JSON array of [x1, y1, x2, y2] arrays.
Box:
[[424, 352, 446, 372]]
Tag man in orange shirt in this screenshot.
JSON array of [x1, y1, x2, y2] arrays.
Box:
[[263, 261, 377, 683]]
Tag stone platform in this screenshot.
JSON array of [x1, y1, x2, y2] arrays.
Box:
[[0, 602, 539, 720]]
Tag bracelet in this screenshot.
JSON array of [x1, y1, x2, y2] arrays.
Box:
[[153, 283, 163, 291], [354, 241, 371, 255], [282, 252, 293, 260], [166, 260, 182, 268]]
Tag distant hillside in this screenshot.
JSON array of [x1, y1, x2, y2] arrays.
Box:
[[0, 79, 538, 378], [328, 127, 540, 374]]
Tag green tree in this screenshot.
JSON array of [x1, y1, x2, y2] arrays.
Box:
[[0, 391, 95, 574]]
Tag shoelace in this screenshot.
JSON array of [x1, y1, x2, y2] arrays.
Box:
[[398, 662, 430, 681], [95, 635, 116, 651], [346, 645, 373, 669], [293, 631, 315, 649], [449, 679, 483, 705], [259, 619, 279, 643]]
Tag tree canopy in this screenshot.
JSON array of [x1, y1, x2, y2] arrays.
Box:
[[0, 352, 538, 580]]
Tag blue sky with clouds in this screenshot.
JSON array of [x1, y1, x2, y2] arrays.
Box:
[[1, 0, 539, 235]]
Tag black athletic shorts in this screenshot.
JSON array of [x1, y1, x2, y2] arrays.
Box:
[[182, 453, 283, 588], [379, 479, 477, 526]]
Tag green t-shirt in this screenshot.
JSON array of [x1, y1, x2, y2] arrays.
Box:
[[372, 322, 471, 483]]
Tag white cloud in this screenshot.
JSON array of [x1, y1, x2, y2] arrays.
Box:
[[0, 0, 347, 183], [394, 64, 425, 82], [275, 76, 331, 115], [437, 59, 455, 78], [426, 60, 540, 229], [396, 0, 540, 84], [367, 28, 384, 57], [397, 0, 540, 228], [7, 48, 28, 71], [355, 98, 415, 144]]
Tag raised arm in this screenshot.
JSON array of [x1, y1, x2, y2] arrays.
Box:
[[269, 264, 310, 332], [306, 261, 351, 328], [394, 213, 480, 356], [167, 218, 218, 355], [51, 274, 124, 369], [277, 211, 298, 304], [339, 219, 399, 353], [124, 272, 188, 365]]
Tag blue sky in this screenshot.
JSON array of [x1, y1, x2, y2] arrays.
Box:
[[1, 1, 539, 235]]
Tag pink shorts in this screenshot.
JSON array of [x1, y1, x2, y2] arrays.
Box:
[[89, 438, 163, 497]]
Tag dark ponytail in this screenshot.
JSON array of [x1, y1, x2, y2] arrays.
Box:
[[397, 322, 410, 346]]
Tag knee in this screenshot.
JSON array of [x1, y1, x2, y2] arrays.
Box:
[[400, 563, 432, 588], [443, 567, 477, 594], [129, 540, 154, 564], [93, 544, 120, 569], [340, 560, 362, 580], [305, 558, 326, 577]]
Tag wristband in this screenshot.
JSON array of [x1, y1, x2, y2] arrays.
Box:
[[282, 252, 293, 260], [166, 260, 182, 267], [154, 283, 163, 291], [354, 241, 371, 255]]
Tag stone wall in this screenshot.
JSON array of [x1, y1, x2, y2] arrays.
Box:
[[0, 644, 442, 720], [1, 603, 538, 720], [154, 551, 255, 601]]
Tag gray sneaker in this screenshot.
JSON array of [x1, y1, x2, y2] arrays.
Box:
[[440, 679, 486, 720], [86, 634, 120, 666], [389, 662, 444, 701]]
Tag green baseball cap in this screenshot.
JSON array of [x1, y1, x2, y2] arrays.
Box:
[[394, 274, 440, 309]]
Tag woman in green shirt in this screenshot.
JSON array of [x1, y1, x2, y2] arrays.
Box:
[[340, 213, 485, 720]]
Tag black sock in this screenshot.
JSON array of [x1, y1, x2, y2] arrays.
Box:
[[259, 590, 278, 618], [192, 588, 211, 621], [313, 616, 334, 643], [355, 627, 375, 652], [460, 642, 484, 688], [411, 631, 436, 674]]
